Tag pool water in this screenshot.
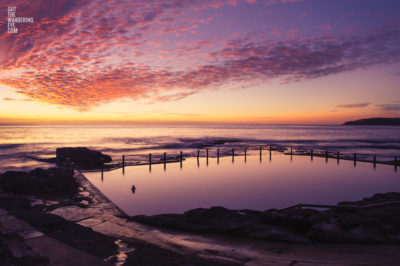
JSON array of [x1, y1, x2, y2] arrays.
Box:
[[84, 153, 400, 216]]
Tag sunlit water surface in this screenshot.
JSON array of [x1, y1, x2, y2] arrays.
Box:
[[84, 154, 400, 216]]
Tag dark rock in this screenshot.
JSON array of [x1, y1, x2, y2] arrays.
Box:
[[133, 207, 308, 243], [0, 202, 118, 261], [344, 227, 388, 244], [332, 211, 363, 230], [261, 208, 323, 232], [183, 207, 262, 235], [244, 226, 309, 243], [0, 232, 49, 265], [328, 197, 400, 235], [134, 192, 400, 245], [389, 234, 400, 244], [185, 206, 246, 222], [123, 242, 240, 266], [260, 209, 287, 224], [338, 192, 400, 206], [307, 223, 344, 243], [0, 168, 78, 195], [56, 147, 112, 169], [0, 171, 30, 194]]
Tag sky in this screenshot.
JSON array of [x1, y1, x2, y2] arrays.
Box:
[[0, 0, 400, 124]]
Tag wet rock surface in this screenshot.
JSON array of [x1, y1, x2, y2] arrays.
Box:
[[0, 168, 78, 195], [132, 192, 400, 245], [123, 245, 239, 266], [0, 231, 49, 266], [307, 223, 344, 242], [0, 197, 118, 261], [0, 171, 239, 266], [56, 147, 112, 169], [133, 207, 309, 243]]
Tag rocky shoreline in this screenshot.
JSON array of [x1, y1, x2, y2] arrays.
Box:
[[0, 167, 117, 265], [0, 167, 237, 265], [132, 192, 400, 245], [1, 147, 400, 265]]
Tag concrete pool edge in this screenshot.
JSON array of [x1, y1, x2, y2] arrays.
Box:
[[75, 170, 128, 218]]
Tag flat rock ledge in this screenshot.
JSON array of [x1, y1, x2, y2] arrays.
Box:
[[0, 168, 78, 196]]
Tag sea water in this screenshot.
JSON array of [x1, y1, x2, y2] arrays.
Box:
[[1, 123, 400, 172]]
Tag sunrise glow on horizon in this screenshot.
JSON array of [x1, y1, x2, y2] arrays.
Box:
[[1, 0, 400, 124]]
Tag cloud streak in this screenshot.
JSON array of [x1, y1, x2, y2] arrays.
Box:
[[266, 0, 303, 5], [2, 97, 32, 102], [376, 104, 400, 111], [1, 0, 400, 111], [337, 103, 370, 108]]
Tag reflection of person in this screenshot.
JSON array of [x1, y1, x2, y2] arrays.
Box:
[[131, 185, 136, 194]]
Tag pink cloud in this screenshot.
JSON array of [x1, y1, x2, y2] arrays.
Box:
[[1, 0, 400, 111], [266, 0, 303, 6], [318, 24, 333, 31]]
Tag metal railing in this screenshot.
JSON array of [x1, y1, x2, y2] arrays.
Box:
[[101, 145, 399, 172]]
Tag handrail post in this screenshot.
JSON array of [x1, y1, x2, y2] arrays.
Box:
[[269, 146, 272, 161], [149, 153, 152, 172], [354, 153, 357, 167], [290, 146, 293, 161], [122, 155, 125, 175], [163, 152, 166, 171]]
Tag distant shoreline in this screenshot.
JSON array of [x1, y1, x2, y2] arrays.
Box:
[[343, 117, 400, 126]]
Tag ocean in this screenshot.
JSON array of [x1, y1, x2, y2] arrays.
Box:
[[1, 123, 400, 172]]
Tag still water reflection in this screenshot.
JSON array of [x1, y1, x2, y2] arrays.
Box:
[[84, 154, 399, 216]]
